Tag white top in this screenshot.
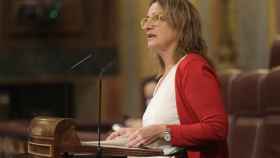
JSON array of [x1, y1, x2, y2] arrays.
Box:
[[140, 63, 182, 157], [140, 57, 187, 157], [142, 64, 180, 127]]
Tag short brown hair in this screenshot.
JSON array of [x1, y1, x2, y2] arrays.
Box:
[[150, 0, 207, 60]]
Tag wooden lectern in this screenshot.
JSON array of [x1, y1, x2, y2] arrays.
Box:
[[27, 116, 164, 158]]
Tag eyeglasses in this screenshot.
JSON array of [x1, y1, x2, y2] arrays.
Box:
[[140, 14, 167, 29]]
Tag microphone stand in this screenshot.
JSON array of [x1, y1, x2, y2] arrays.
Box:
[[65, 53, 112, 158], [96, 74, 103, 158], [96, 61, 113, 158]]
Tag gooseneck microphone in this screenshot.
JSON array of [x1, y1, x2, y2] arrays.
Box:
[[70, 52, 113, 158], [70, 53, 94, 71], [63, 53, 95, 118]]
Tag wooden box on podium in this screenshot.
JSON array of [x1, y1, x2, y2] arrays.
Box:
[[27, 117, 164, 158]]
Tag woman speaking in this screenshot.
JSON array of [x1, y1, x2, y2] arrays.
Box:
[[107, 1, 228, 158]]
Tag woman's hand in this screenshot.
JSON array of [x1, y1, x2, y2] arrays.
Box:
[[127, 125, 166, 148], [106, 128, 138, 140]]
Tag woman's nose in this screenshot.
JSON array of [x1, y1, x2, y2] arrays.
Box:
[[143, 23, 153, 31]]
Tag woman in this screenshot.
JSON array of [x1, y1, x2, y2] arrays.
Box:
[[107, 0, 228, 158]]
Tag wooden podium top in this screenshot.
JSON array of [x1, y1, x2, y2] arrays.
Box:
[[27, 116, 164, 158], [60, 144, 163, 157]]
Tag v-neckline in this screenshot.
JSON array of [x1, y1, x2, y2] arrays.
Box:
[[153, 65, 175, 96], [152, 55, 187, 96]]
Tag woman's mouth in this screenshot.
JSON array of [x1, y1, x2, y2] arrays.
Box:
[[147, 34, 156, 40]]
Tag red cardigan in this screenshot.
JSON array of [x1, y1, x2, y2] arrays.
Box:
[[167, 53, 228, 158]]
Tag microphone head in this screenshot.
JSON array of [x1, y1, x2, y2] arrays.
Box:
[[70, 52, 95, 71]]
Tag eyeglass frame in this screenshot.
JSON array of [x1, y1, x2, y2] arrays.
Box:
[[140, 13, 167, 29]]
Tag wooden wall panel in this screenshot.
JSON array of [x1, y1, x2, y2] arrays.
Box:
[[277, 0, 280, 33], [0, 0, 121, 122], [0, 0, 118, 49], [0, 0, 3, 49], [0, 0, 119, 75], [3, 0, 85, 35]]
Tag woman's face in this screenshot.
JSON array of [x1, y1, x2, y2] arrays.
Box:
[[143, 2, 178, 51]]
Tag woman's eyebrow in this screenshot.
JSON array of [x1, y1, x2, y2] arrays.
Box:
[[146, 12, 162, 17]]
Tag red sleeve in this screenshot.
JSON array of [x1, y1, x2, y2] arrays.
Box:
[[168, 59, 228, 147]]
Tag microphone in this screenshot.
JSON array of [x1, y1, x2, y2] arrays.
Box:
[[70, 52, 114, 158], [64, 52, 95, 117], [70, 53, 94, 71]]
